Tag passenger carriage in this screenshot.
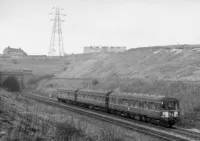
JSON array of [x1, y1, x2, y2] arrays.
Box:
[[57, 88, 180, 127], [108, 92, 180, 127], [57, 88, 77, 103], [76, 90, 110, 109]]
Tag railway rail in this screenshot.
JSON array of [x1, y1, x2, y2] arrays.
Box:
[[15, 91, 200, 141]]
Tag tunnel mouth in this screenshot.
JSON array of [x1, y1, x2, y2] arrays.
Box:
[[3, 76, 21, 92]]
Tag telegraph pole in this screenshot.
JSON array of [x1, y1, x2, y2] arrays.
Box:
[[48, 7, 66, 57]]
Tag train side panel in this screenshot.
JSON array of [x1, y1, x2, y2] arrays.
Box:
[[109, 103, 161, 119], [77, 97, 106, 107], [57, 90, 75, 101], [76, 91, 107, 108]]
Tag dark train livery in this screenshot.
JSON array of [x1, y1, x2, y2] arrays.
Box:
[[57, 88, 180, 127]]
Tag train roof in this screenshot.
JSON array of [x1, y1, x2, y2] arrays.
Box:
[[77, 90, 108, 96], [57, 88, 108, 96], [57, 88, 77, 93], [110, 92, 176, 102], [57, 88, 177, 102]]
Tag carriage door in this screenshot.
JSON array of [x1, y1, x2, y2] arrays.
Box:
[[74, 89, 79, 102], [106, 91, 113, 109]]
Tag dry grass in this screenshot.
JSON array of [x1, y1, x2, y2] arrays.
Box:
[[0, 90, 137, 141]]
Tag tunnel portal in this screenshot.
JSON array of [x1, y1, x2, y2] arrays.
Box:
[[3, 76, 21, 92]]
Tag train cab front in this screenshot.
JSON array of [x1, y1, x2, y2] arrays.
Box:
[[161, 98, 180, 127]]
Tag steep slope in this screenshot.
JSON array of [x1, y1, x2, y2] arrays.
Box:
[[56, 45, 200, 81]]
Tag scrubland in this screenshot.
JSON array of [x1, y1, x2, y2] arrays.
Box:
[[1, 89, 149, 141]]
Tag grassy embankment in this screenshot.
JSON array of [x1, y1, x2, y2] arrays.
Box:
[[0, 89, 143, 141]]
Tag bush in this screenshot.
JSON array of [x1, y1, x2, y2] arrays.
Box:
[[12, 59, 19, 64], [54, 121, 85, 141], [92, 79, 99, 85], [28, 74, 55, 85]]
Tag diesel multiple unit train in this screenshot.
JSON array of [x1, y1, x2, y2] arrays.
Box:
[[57, 88, 180, 127]]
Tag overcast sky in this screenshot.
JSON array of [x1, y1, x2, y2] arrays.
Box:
[[0, 0, 200, 55]]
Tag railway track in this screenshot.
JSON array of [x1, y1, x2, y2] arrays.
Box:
[[15, 91, 200, 141]]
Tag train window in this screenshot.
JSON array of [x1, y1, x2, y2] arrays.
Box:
[[144, 101, 148, 109], [99, 96, 102, 101], [152, 104, 156, 110], [118, 98, 123, 105], [139, 101, 144, 108], [124, 99, 128, 106], [96, 96, 98, 101], [148, 102, 156, 110], [135, 100, 139, 108], [97, 96, 99, 101], [175, 102, 178, 110], [128, 100, 132, 106], [113, 98, 116, 104], [132, 100, 136, 107], [162, 101, 178, 110], [115, 98, 118, 104], [156, 103, 161, 110], [110, 97, 113, 103], [122, 99, 125, 105], [110, 97, 115, 104], [99, 96, 101, 100]]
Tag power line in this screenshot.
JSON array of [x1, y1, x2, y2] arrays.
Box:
[[48, 7, 66, 57]]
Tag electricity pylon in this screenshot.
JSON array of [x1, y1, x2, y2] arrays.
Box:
[[48, 7, 66, 57]]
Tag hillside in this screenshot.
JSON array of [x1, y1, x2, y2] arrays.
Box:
[[57, 44, 200, 81]]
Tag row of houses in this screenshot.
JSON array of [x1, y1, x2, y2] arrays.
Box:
[[84, 46, 126, 53]]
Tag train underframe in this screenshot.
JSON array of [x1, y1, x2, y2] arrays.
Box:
[[107, 108, 178, 127]]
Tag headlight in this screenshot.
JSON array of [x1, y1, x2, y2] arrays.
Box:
[[174, 111, 178, 117], [162, 112, 169, 118]]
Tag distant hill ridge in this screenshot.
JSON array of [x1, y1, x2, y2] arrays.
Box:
[[129, 44, 200, 51]]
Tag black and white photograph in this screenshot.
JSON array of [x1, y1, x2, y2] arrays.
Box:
[[0, 0, 200, 141]]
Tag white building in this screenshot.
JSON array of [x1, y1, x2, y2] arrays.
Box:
[[84, 46, 126, 53]]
